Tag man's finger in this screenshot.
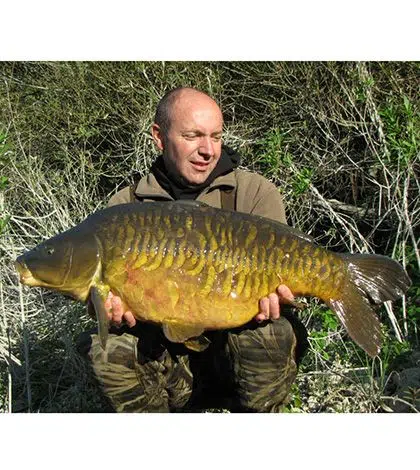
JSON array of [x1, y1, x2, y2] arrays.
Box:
[[259, 297, 269, 316], [256, 297, 270, 322], [268, 293, 280, 319], [276, 285, 306, 309], [123, 311, 136, 328], [276, 284, 295, 303], [254, 313, 267, 323], [110, 295, 124, 324]]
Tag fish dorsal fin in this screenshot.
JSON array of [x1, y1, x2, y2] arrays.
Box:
[[173, 200, 209, 208], [265, 219, 315, 244], [162, 322, 205, 345]]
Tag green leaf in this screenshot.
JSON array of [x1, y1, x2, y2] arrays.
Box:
[[0, 176, 9, 190]]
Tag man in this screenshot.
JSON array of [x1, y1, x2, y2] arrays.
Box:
[[78, 87, 308, 412]]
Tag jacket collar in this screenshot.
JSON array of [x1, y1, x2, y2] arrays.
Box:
[[134, 168, 237, 201]]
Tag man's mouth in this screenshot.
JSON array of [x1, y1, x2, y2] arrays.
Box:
[[191, 161, 210, 171]]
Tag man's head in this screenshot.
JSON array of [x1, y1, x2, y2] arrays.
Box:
[[152, 87, 223, 185]]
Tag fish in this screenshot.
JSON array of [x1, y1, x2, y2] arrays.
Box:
[[15, 201, 411, 357]]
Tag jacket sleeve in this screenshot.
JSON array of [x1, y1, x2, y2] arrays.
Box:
[[107, 186, 132, 208], [235, 170, 287, 224], [250, 185, 287, 224]]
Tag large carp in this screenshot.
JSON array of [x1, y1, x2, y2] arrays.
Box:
[[15, 201, 411, 357]]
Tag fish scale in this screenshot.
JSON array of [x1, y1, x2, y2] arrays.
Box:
[[116, 207, 325, 308]]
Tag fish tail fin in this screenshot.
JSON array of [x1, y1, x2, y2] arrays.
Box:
[[326, 254, 411, 357]]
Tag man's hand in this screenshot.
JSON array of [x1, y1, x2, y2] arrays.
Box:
[[104, 291, 136, 328], [254, 284, 295, 323]]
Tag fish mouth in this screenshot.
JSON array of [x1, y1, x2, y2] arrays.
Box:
[[15, 259, 39, 286]]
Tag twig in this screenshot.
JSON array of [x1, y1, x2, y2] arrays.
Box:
[[312, 198, 378, 220], [403, 173, 420, 271], [0, 282, 12, 412], [18, 280, 32, 412], [383, 302, 403, 343], [381, 395, 420, 413], [309, 183, 373, 252]]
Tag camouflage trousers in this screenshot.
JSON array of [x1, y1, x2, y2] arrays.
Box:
[[77, 313, 307, 413]]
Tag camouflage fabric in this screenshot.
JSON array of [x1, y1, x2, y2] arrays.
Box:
[[227, 319, 298, 412], [77, 329, 193, 412], [77, 315, 306, 413]]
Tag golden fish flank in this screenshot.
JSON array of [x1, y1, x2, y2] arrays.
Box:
[[15, 201, 411, 357]]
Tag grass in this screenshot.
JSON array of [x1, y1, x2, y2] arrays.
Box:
[[0, 61, 418, 413]]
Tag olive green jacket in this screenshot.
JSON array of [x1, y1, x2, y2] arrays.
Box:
[[108, 168, 287, 224]]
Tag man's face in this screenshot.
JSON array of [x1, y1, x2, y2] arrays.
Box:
[[153, 92, 223, 185]]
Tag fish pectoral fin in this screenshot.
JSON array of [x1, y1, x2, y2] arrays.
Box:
[[90, 285, 110, 351], [162, 322, 205, 344], [163, 322, 210, 351]]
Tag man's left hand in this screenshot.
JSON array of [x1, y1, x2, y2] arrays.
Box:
[[255, 284, 295, 322], [104, 291, 136, 328]]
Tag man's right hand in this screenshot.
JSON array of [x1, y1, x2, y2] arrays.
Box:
[[254, 284, 295, 323], [104, 291, 137, 328]]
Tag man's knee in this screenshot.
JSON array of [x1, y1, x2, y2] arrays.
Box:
[[227, 317, 300, 412], [77, 329, 139, 370], [76, 329, 192, 412], [76, 330, 156, 411]]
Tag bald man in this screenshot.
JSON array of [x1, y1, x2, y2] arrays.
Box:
[[78, 87, 308, 412]]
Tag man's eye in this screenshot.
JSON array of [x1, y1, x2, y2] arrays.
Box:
[[212, 135, 222, 141], [184, 134, 197, 139]]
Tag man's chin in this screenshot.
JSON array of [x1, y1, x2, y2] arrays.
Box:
[[184, 170, 212, 185], [189, 175, 211, 185]]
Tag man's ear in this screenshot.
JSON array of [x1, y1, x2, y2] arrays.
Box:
[[151, 123, 164, 151]]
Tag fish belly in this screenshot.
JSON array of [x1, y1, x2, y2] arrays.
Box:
[[108, 260, 258, 330]]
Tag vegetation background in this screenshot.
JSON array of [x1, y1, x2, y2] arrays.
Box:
[[0, 61, 418, 413]]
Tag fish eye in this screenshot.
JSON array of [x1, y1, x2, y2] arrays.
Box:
[[46, 247, 55, 255]]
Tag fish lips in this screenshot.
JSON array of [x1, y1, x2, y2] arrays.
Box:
[[15, 257, 40, 287]]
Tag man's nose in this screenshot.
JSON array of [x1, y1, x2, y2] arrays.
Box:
[[198, 136, 214, 157]]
